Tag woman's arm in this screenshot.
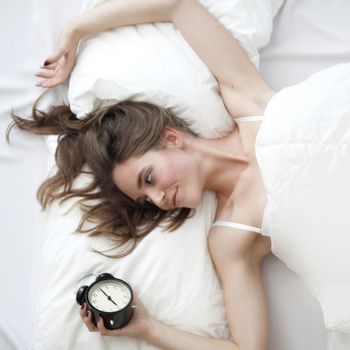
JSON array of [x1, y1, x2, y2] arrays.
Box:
[[37, 0, 275, 115], [81, 292, 246, 350], [35, 0, 179, 88], [71, 0, 263, 89], [80, 253, 267, 350], [80, 231, 269, 350], [143, 318, 239, 350], [145, 255, 269, 350], [217, 259, 269, 350], [208, 227, 270, 350]]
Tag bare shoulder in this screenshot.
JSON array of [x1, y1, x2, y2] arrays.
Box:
[[208, 211, 271, 272], [209, 197, 258, 262], [209, 172, 271, 267]]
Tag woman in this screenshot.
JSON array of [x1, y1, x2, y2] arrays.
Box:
[[8, 0, 274, 349]]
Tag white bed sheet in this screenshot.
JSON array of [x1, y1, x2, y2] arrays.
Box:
[[0, 1, 83, 349], [1, 0, 349, 349]]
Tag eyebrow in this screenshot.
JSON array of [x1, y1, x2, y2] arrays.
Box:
[[136, 167, 146, 203]]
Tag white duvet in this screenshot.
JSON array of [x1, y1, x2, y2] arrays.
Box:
[[256, 63, 350, 334]]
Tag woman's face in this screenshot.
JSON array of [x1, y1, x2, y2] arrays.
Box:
[[112, 131, 203, 210]]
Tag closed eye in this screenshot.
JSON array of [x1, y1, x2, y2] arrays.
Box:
[[136, 168, 154, 205], [145, 170, 153, 185], [142, 169, 153, 205], [144, 197, 153, 205]]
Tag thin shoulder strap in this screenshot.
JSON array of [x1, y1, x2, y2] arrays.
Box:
[[234, 116, 263, 124], [212, 220, 262, 234]]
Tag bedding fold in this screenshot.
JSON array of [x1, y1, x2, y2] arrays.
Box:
[[256, 63, 350, 333]]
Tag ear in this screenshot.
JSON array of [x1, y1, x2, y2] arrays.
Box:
[[161, 128, 184, 148]]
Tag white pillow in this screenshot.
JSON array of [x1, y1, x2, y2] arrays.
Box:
[[34, 1, 281, 349], [31, 183, 229, 350], [68, 0, 281, 138]]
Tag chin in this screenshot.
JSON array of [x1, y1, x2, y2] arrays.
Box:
[[186, 193, 203, 209], [175, 187, 203, 209]]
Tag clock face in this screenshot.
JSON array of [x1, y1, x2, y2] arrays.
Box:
[[87, 280, 132, 313]]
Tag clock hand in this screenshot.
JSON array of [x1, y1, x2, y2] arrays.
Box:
[[99, 288, 119, 307], [108, 298, 119, 307], [99, 288, 110, 298]]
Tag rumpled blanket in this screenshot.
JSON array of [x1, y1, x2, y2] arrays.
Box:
[[256, 63, 350, 333]]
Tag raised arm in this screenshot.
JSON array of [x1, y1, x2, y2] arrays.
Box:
[[74, 0, 263, 88], [36, 0, 275, 116]]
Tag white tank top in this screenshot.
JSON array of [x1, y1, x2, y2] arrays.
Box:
[[211, 116, 270, 237]]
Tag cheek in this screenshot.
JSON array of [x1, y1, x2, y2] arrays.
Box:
[[155, 154, 184, 185], [165, 154, 197, 183]]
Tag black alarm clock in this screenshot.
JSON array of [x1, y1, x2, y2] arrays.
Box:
[[76, 273, 134, 330]]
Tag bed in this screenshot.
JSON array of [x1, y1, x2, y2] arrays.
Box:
[[1, 0, 350, 349]]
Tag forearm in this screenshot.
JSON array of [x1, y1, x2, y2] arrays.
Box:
[[223, 263, 269, 350], [144, 318, 241, 350], [68, 0, 179, 39]]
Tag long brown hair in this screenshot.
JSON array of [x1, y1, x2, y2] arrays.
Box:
[[6, 95, 198, 258]]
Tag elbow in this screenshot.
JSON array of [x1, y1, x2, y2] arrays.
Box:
[[170, 0, 195, 21], [234, 342, 268, 350], [169, 0, 183, 12], [228, 342, 265, 350]]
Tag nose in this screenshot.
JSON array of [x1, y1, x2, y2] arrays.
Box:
[[147, 188, 166, 208]]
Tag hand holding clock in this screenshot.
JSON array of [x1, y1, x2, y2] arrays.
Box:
[[80, 293, 151, 338]]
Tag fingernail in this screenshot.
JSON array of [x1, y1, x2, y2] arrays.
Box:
[[44, 60, 50, 66]]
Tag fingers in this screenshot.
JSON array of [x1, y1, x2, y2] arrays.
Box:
[[96, 317, 124, 337], [35, 79, 60, 88], [35, 70, 56, 79], [97, 317, 109, 335], [34, 62, 59, 88], [79, 303, 126, 336], [35, 70, 64, 88], [40, 62, 59, 71], [36, 52, 75, 88], [80, 304, 98, 332], [44, 48, 66, 66]]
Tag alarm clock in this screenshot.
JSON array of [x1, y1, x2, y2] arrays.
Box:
[[76, 273, 134, 330]]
